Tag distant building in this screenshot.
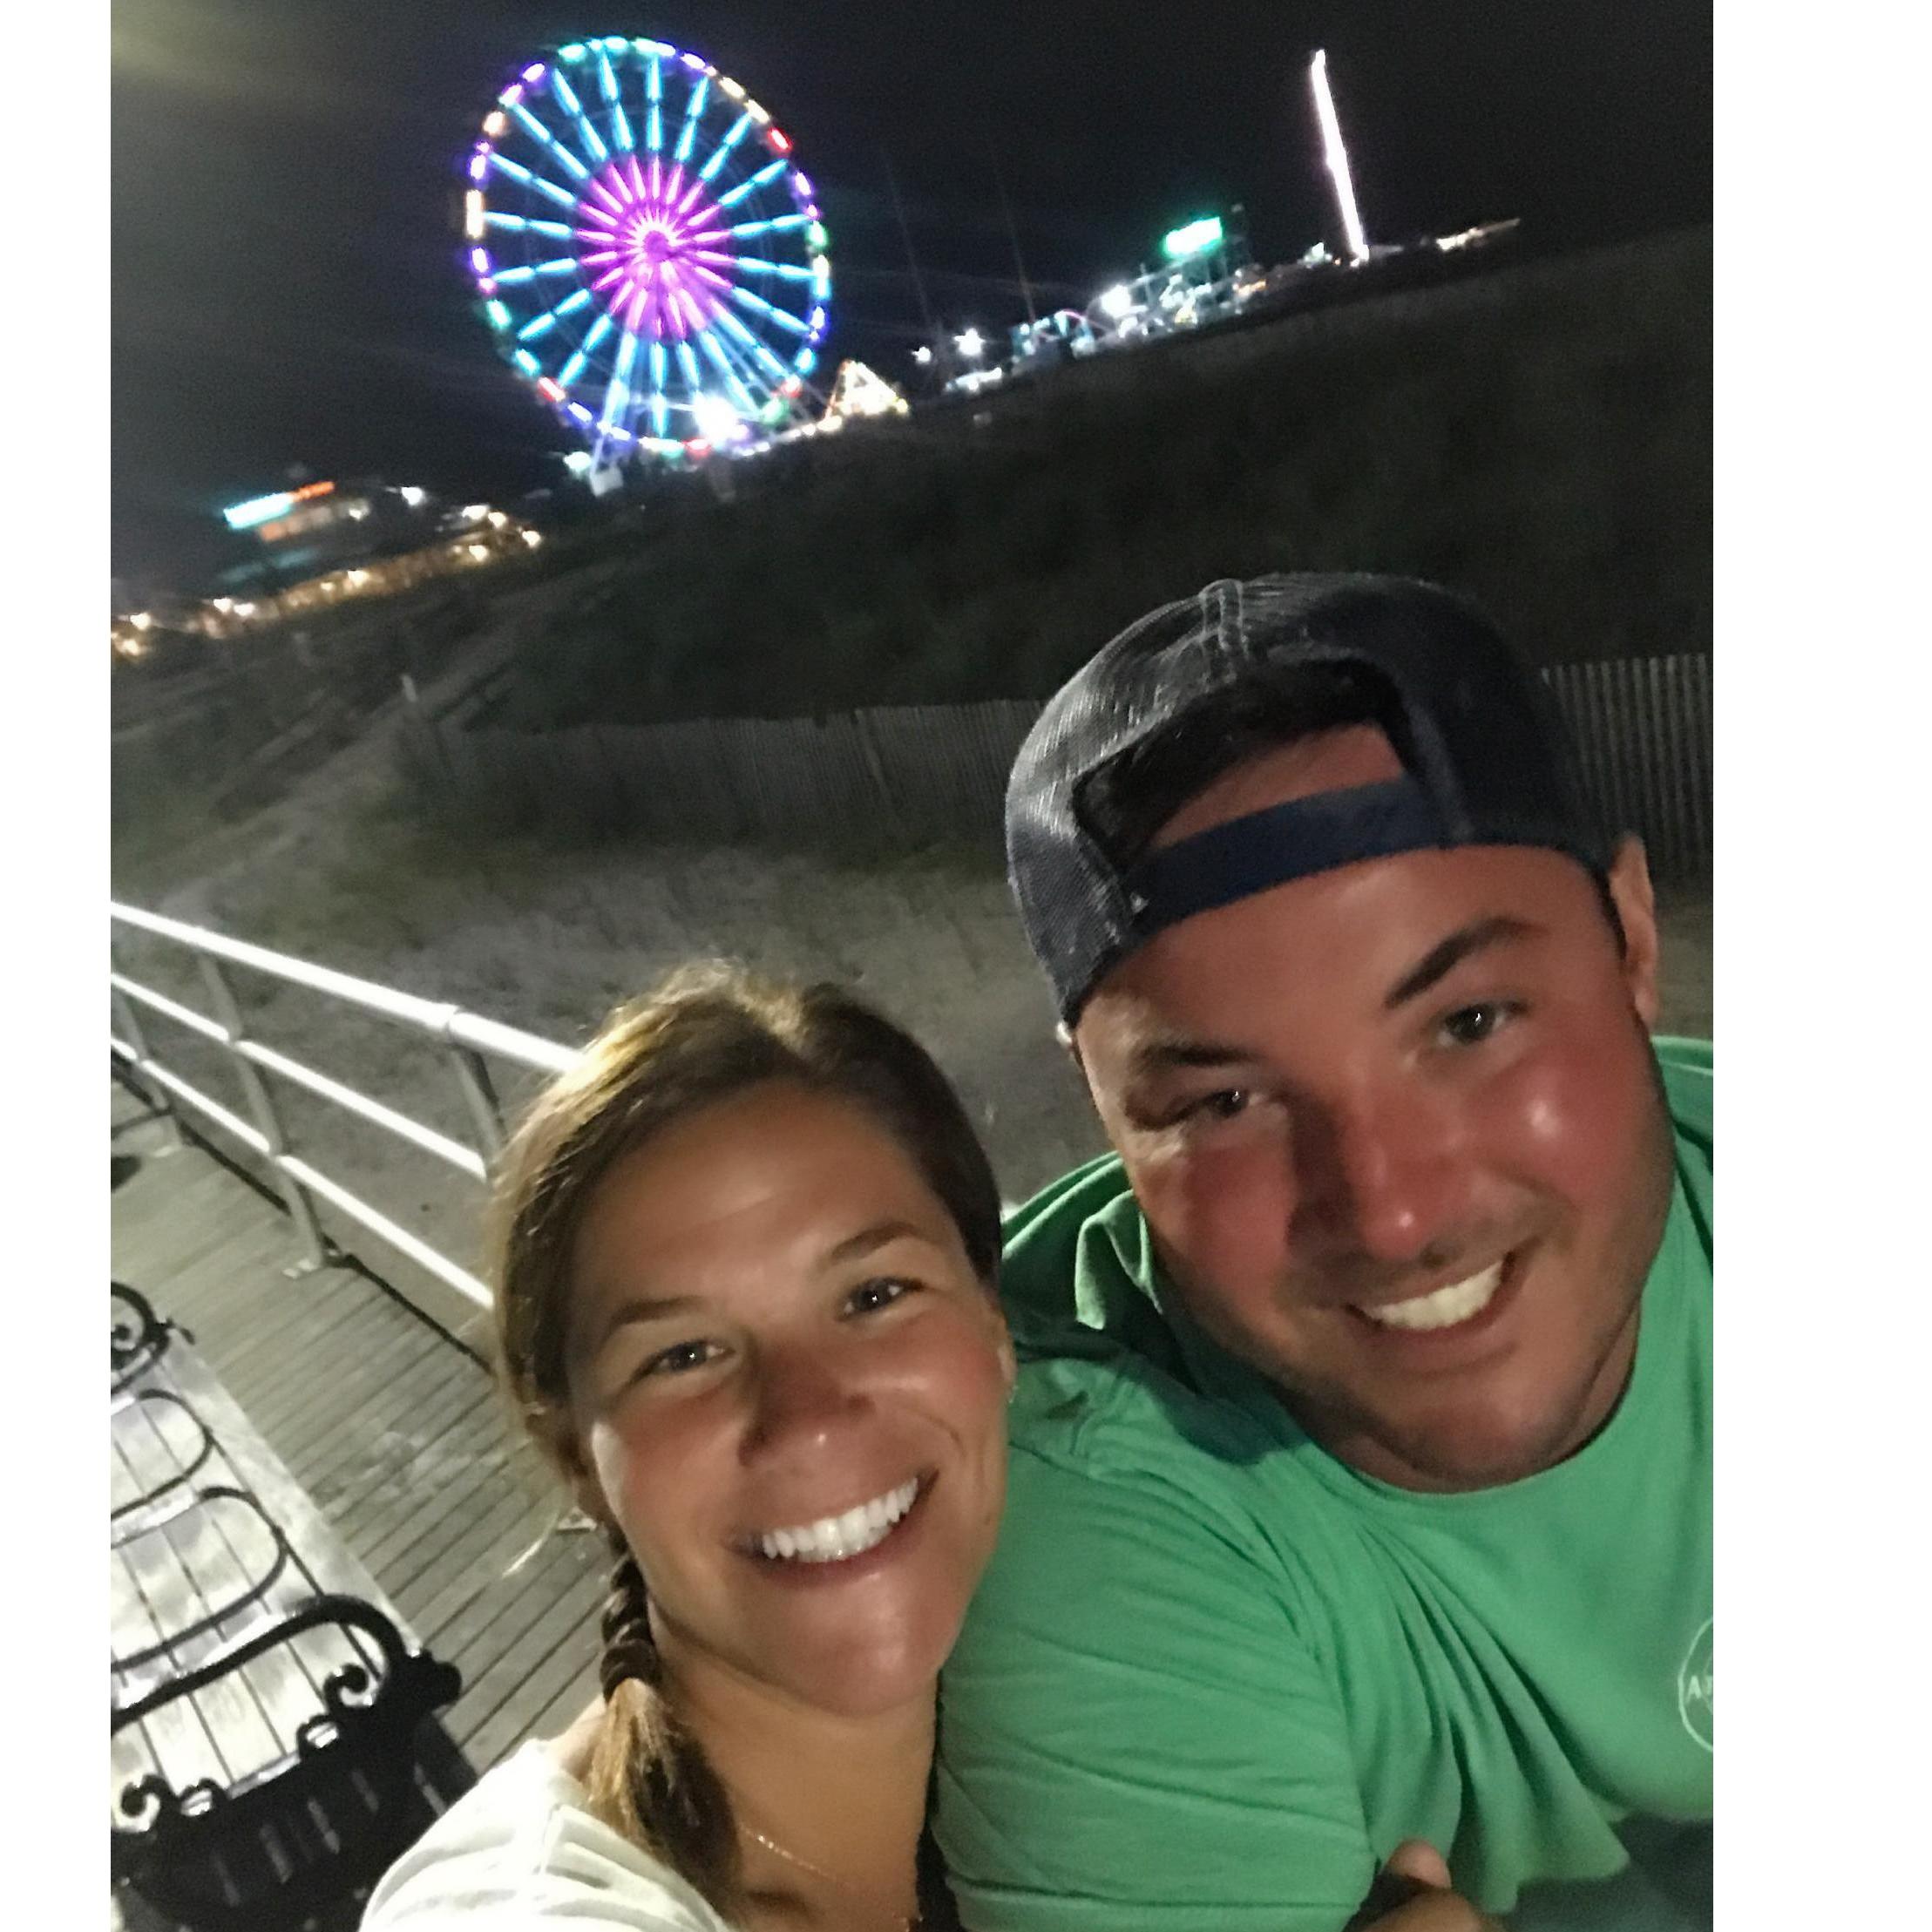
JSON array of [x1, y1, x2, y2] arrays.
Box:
[[214, 480, 443, 595]]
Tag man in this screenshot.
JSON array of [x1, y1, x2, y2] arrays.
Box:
[[935, 574, 1712, 1929]]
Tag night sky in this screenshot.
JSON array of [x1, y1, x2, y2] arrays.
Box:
[[112, 1, 1711, 587]]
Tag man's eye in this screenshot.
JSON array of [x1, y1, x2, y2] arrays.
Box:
[[1183, 1088, 1252, 1123], [641, 1339, 719, 1379], [1438, 1002, 1521, 1048], [846, 1278, 914, 1317]]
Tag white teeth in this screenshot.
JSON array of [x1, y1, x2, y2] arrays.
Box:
[[1356, 1261, 1505, 1333], [755, 1478, 920, 1563]]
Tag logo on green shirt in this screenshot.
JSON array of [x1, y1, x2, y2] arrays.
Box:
[[1678, 1617, 1713, 1752]]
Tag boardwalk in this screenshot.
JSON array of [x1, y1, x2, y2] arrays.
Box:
[[111, 1076, 607, 1788]]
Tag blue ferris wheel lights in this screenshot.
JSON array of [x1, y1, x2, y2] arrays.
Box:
[[464, 36, 829, 458], [675, 75, 709, 165], [697, 112, 756, 184], [717, 157, 788, 211]]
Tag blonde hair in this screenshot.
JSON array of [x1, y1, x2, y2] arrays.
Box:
[[489, 962, 1001, 1915]]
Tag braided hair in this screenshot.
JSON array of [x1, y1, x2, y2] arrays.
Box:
[[582, 1533, 742, 1909], [488, 963, 1003, 1921]]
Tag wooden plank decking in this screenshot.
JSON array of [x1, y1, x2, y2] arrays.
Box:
[[111, 1077, 607, 1780]]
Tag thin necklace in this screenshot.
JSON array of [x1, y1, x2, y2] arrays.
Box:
[[738, 1820, 921, 1930]]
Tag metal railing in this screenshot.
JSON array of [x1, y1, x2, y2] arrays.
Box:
[[110, 903, 579, 1309]]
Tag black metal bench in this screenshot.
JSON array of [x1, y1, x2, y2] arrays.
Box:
[[111, 1283, 471, 1931]]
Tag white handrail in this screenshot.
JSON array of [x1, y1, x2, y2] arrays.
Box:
[[110, 900, 571, 1076], [109, 904, 580, 1307]]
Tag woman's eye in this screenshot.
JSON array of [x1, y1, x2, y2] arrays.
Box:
[[641, 1339, 718, 1379], [846, 1278, 914, 1317], [1438, 1002, 1522, 1048]]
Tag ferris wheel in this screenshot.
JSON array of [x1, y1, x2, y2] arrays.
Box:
[[462, 37, 830, 462]]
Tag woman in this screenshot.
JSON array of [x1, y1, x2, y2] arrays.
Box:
[[364, 963, 1013, 1930]]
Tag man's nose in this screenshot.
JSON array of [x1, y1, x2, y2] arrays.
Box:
[[741, 1339, 866, 1461], [1296, 1091, 1474, 1268]]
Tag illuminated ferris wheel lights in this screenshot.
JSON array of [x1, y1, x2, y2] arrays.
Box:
[[689, 392, 744, 444], [466, 37, 827, 461]]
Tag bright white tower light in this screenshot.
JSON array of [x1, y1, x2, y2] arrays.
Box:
[[1309, 49, 1370, 265]]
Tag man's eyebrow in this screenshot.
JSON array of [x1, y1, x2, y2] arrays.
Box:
[[1383, 916, 1538, 1012], [1127, 1037, 1264, 1081]]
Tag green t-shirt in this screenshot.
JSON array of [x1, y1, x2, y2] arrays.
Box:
[[937, 1040, 1712, 1931]]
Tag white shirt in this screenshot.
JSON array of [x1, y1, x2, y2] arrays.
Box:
[[363, 1741, 738, 1929]]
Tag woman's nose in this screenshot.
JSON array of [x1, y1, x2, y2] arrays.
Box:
[[740, 1340, 866, 1461]]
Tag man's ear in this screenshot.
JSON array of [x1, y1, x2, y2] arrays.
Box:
[[1604, 836, 1661, 1029], [1060, 1017, 1099, 1108]]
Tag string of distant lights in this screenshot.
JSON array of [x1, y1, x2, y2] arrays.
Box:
[[463, 37, 830, 463]]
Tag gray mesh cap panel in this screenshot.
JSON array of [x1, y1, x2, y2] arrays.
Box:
[[1004, 573, 1610, 1022]]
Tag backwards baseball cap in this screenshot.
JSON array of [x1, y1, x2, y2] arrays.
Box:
[[1005, 572, 1612, 1022]]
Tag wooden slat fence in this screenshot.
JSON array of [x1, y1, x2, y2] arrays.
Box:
[[1542, 654, 1712, 885], [403, 654, 1711, 884]]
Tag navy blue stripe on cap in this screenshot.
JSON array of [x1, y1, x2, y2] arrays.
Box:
[[1122, 776, 1455, 936]]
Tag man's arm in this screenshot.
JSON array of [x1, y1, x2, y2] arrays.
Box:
[[936, 1435, 1380, 1932]]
